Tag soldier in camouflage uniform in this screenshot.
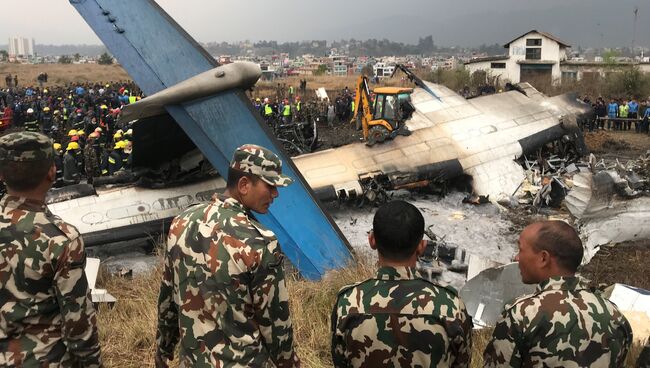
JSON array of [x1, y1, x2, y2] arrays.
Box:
[[483, 220, 632, 367], [0, 132, 101, 367], [83, 133, 100, 184], [156, 144, 300, 367], [331, 200, 473, 368]]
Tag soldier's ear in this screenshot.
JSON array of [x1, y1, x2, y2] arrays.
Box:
[[46, 163, 56, 183], [539, 250, 552, 268], [368, 231, 377, 250], [415, 239, 426, 257]]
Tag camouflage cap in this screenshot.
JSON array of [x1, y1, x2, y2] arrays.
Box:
[[230, 144, 293, 187], [0, 132, 54, 162]]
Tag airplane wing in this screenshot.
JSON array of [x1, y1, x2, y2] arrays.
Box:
[[69, 0, 353, 280]]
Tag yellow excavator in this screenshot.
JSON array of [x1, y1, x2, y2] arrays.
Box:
[[351, 64, 439, 146]]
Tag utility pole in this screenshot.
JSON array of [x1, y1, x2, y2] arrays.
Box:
[[632, 7, 638, 58]]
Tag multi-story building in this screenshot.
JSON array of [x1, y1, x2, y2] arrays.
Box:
[[8, 36, 36, 58]]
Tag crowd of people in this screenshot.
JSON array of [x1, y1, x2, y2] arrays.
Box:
[[585, 96, 650, 132], [252, 84, 357, 127], [0, 77, 144, 186]]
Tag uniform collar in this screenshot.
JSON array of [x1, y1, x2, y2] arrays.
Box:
[[0, 195, 47, 212], [375, 266, 419, 281], [212, 193, 250, 214], [536, 275, 586, 293]]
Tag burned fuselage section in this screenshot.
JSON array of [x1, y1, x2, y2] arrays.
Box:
[[292, 81, 590, 203]]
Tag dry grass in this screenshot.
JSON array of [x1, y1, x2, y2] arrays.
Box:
[[0, 63, 131, 87], [95, 259, 645, 367]]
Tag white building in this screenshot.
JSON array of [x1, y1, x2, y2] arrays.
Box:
[[465, 30, 570, 86], [8, 36, 35, 58], [373, 62, 395, 79]]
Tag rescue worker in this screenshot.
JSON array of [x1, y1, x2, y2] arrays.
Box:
[[618, 100, 629, 130], [0, 132, 101, 367], [281, 98, 292, 124], [41, 106, 53, 136], [263, 98, 274, 126], [63, 141, 81, 184], [108, 140, 125, 175], [23, 108, 39, 132], [156, 144, 300, 367], [53, 142, 64, 187], [483, 221, 632, 367], [294, 96, 302, 121], [607, 99, 618, 130], [331, 200, 473, 367]]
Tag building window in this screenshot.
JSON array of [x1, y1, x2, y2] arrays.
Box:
[[526, 38, 542, 46], [526, 48, 542, 60], [491, 62, 506, 69], [562, 71, 577, 82]]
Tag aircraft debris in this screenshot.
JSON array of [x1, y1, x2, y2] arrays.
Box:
[[603, 284, 650, 343], [85, 258, 117, 304], [459, 263, 535, 328]]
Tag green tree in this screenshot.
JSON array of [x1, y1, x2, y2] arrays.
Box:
[[98, 52, 114, 65], [58, 55, 73, 64], [0, 50, 8, 61], [74, 53, 81, 62], [314, 64, 328, 76]]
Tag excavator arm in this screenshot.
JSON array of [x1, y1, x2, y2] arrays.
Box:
[[392, 64, 441, 101], [350, 75, 373, 139]]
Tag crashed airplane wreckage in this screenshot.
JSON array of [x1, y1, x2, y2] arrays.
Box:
[[48, 67, 593, 257], [61, 0, 593, 279]]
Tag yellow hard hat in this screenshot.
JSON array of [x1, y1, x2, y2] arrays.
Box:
[[100, 104, 108, 109], [89, 132, 99, 139], [77, 129, 86, 136], [66, 142, 80, 151], [114, 140, 127, 150], [53, 110, 60, 115], [43, 106, 50, 112], [113, 131, 123, 139], [67, 129, 78, 136], [116, 129, 124, 135], [95, 127, 102, 133], [53, 143, 62, 150], [125, 128, 133, 136]]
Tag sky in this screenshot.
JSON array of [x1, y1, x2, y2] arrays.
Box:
[[2, 0, 648, 49]]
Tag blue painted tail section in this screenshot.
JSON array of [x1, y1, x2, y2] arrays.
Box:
[[69, 0, 353, 279]]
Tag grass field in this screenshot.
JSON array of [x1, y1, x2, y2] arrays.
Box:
[[96, 257, 645, 368]]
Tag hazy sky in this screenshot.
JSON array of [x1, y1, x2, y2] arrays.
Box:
[[2, 0, 648, 48]]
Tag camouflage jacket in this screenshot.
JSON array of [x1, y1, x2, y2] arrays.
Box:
[[157, 194, 300, 367], [483, 275, 632, 367], [83, 144, 100, 178], [331, 266, 473, 368], [0, 195, 101, 367]]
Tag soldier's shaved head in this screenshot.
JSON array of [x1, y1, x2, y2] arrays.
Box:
[[372, 200, 424, 261], [528, 221, 583, 272]]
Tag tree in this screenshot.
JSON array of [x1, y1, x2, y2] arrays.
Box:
[[98, 52, 114, 65], [314, 64, 328, 76], [0, 50, 8, 61], [58, 55, 72, 64], [74, 53, 81, 61]]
